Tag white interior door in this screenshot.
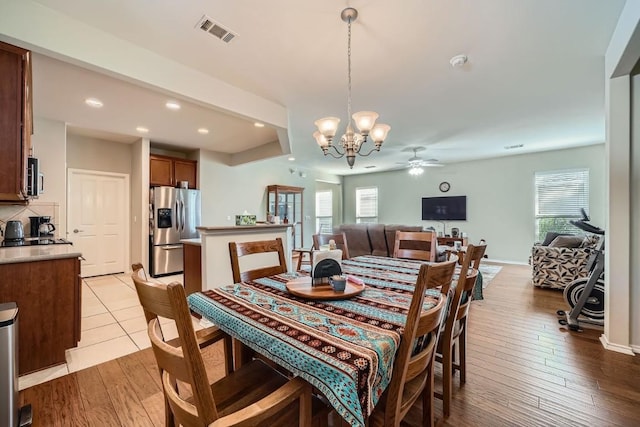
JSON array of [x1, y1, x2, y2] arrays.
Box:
[[68, 169, 129, 277]]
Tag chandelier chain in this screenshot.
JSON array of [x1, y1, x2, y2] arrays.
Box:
[[347, 17, 352, 121]]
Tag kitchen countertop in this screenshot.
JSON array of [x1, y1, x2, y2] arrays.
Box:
[[181, 238, 201, 246], [0, 244, 82, 264], [197, 224, 293, 232]]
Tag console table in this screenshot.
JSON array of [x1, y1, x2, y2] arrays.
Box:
[[437, 236, 468, 247]]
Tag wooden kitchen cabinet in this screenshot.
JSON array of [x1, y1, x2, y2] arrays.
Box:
[[150, 154, 197, 188], [0, 257, 81, 374], [0, 41, 32, 202]]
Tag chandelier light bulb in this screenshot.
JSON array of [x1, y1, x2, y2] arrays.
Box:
[[409, 166, 424, 176], [314, 117, 340, 140], [352, 111, 379, 134], [313, 131, 329, 148], [371, 124, 391, 143]]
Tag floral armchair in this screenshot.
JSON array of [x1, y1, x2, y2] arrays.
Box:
[[530, 234, 599, 290]]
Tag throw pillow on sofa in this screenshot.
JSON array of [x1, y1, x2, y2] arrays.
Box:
[[548, 235, 584, 248], [540, 232, 573, 246]]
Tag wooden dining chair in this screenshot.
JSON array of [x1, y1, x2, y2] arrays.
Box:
[[368, 258, 457, 427], [131, 263, 233, 427], [434, 243, 485, 417], [146, 280, 329, 427], [393, 231, 437, 262], [132, 263, 233, 357], [312, 232, 350, 259], [229, 238, 288, 283]]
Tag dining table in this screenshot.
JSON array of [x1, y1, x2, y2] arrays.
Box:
[[187, 255, 458, 427]]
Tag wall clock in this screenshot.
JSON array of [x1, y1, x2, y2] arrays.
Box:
[[439, 181, 450, 193]]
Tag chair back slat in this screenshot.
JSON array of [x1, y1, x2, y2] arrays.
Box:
[[312, 233, 350, 259], [381, 258, 456, 425], [393, 231, 437, 262], [158, 283, 220, 425], [441, 245, 482, 338], [456, 269, 480, 322], [133, 279, 177, 322], [229, 238, 287, 283]]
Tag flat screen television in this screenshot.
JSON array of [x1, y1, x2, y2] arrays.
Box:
[[421, 196, 467, 221]]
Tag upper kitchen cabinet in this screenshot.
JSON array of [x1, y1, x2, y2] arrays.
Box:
[[0, 41, 32, 202], [149, 154, 197, 188]]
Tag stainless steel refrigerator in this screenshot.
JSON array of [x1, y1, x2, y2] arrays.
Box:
[[150, 186, 201, 277]]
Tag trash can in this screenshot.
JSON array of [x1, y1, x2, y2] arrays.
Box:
[[0, 302, 32, 427]]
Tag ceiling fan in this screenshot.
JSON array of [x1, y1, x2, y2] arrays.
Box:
[[397, 147, 444, 175]]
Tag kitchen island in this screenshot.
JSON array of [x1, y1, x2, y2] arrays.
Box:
[[196, 224, 293, 290], [181, 238, 202, 296], [0, 244, 82, 374]]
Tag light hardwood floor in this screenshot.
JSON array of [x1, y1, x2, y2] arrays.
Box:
[[19, 263, 640, 426]]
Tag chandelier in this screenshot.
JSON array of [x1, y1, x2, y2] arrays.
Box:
[[313, 7, 391, 169]]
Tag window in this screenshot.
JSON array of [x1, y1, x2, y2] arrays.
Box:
[[356, 187, 378, 223], [534, 169, 589, 241], [315, 190, 333, 233]]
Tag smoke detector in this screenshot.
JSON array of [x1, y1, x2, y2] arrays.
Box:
[[449, 54, 468, 68], [196, 15, 238, 43]]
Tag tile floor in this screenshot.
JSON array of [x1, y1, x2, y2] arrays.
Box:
[[18, 271, 190, 390]]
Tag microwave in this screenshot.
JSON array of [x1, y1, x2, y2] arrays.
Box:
[[27, 157, 44, 197]]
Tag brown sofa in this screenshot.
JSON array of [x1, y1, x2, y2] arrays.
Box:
[[334, 223, 445, 261]]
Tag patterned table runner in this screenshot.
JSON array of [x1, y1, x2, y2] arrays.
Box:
[[188, 255, 441, 427]]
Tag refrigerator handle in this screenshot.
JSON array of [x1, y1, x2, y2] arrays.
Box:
[[175, 200, 180, 231], [182, 200, 186, 232]]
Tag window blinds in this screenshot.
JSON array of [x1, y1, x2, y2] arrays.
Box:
[[535, 169, 589, 218], [315, 190, 333, 233], [356, 187, 378, 223]]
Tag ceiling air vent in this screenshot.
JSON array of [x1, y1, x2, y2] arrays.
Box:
[[196, 15, 237, 43]]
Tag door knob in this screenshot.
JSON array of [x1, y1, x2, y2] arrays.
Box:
[[73, 229, 84, 233]]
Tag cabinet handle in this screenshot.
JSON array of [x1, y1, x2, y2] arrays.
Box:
[[73, 229, 84, 233]]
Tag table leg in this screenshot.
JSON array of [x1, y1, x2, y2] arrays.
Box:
[[232, 338, 254, 369]]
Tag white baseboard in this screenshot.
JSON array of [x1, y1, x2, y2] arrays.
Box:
[[600, 334, 636, 355], [632, 344, 640, 355], [485, 258, 529, 265]]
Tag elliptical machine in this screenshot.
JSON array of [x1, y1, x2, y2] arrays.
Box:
[[557, 209, 605, 331]]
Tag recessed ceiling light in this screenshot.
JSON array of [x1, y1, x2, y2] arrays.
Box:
[[254, 122, 265, 128], [197, 128, 209, 134], [288, 157, 295, 161], [136, 126, 149, 133], [85, 98, 103, 108], [165, 101, 181, 110]]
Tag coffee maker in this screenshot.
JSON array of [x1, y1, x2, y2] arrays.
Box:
[[29, 216, 56, 238]]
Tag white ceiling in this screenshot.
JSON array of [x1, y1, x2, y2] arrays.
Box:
[[6, 0, 628, 175]]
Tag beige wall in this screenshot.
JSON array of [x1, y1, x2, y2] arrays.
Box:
[[343, 145, 606, 263], [197, 150, 341, 248], [130, 138, 150, 268], [604, 1, 640, 354], [31, 117, 67, 235], [67, 134, 133, 175]]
